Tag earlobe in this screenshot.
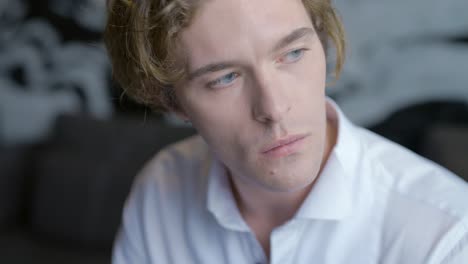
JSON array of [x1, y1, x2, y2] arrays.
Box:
[[165, 84, 190, 122], [165, 108, 191, 125], [171, 108, 190, 123], [170, 103, 191, 123]]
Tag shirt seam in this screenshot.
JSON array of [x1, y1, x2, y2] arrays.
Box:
[[374, 163, 465, 221], [361, 137, 466, 221], [434, 215, 468, 264]]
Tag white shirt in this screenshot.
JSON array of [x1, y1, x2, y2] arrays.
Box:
[[112, 99, 468, 264]]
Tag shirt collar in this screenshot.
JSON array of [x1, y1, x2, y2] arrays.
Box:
[[294, 98, 359, 220], [206, 157, 250, 232], [206, 97, 362, 227]]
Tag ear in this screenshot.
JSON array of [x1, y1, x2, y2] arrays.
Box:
[[162, 82, 189, 121], [172, 109, 190, 122], [168, 101, 190, 123]]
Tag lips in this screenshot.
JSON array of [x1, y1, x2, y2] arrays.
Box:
[[260, 134, 308, 157]]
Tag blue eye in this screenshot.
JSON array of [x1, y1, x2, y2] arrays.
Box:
[[281, 48, 307, 63], [208, 72, 239, 88]]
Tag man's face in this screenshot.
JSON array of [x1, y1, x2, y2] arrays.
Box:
[[176, 0, 328, 192]]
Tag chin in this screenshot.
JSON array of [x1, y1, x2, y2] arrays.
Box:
[[271, 154, 322, 187], [256, 166, 319, 192]]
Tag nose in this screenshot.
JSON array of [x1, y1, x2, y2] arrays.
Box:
[[251, 70, 291, 124]]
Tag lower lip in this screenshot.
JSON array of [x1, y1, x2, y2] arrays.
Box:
[[262, 136, 307, 159]]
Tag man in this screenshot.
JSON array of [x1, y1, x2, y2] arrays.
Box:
[[105, 0, 468, 263]]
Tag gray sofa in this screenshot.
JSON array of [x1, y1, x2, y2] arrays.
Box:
[[0, 114, 195, 264]]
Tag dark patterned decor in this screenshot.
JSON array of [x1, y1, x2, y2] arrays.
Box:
[[0, 0, 117, 144]]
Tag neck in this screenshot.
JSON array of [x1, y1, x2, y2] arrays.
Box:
[[229, 174, 312, 226]]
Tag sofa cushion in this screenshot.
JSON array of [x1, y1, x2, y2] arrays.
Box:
[[29, 114, 195, 249], [369, 100, 468, 153], [421, 124, 468, 182], [0, 146, 30, 232], [0, 229, 110, 264]]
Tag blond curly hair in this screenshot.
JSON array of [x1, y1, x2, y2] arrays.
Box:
[[104, 0, 346, 111]]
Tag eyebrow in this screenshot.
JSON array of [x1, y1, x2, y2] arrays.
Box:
[[187, 61, 239, 81], [271, 27, 315, 53], [186, 27, 315, 81]]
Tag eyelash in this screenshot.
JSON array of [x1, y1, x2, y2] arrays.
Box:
[[206, 72, 240, 89], [277, 47, 309, 64], [205, 48, 309, 89]]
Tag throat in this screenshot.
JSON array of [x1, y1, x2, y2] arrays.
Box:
[[229, 172, 311, 225], [246, 215, 275, 260], [228, 175, 313, 260]]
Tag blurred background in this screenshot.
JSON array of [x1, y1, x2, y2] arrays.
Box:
[[0, 0, 467, 263]]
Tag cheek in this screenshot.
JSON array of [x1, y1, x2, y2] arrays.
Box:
[[179, 78, 253, 130], [286, 54, 327, 133], [179, 90, 250, 154], [281, 47, 326, 93], [287, 58, 327, 110], [186, 95, 245, 131], [303, 51, 327, 88]]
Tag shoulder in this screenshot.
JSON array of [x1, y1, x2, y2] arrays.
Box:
[[112, 135, 212, 262], [354, 128, 468, 262], [356, 127, 468, 216], [119, 134, 212, 224], [138, 135, 209, 178], [357, 127, 468, 219], [131, 134, 212, 198], [118, 134, 212, 241]]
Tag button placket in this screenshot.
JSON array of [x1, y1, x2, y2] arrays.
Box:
[[244, 232, 267, 264], [270, 220, 303, 264]]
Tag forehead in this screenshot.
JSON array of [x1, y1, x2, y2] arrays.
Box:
[[178, 0, 312, 69]]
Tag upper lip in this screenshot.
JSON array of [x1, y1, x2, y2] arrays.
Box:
[[261, 134, 308, 153]]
